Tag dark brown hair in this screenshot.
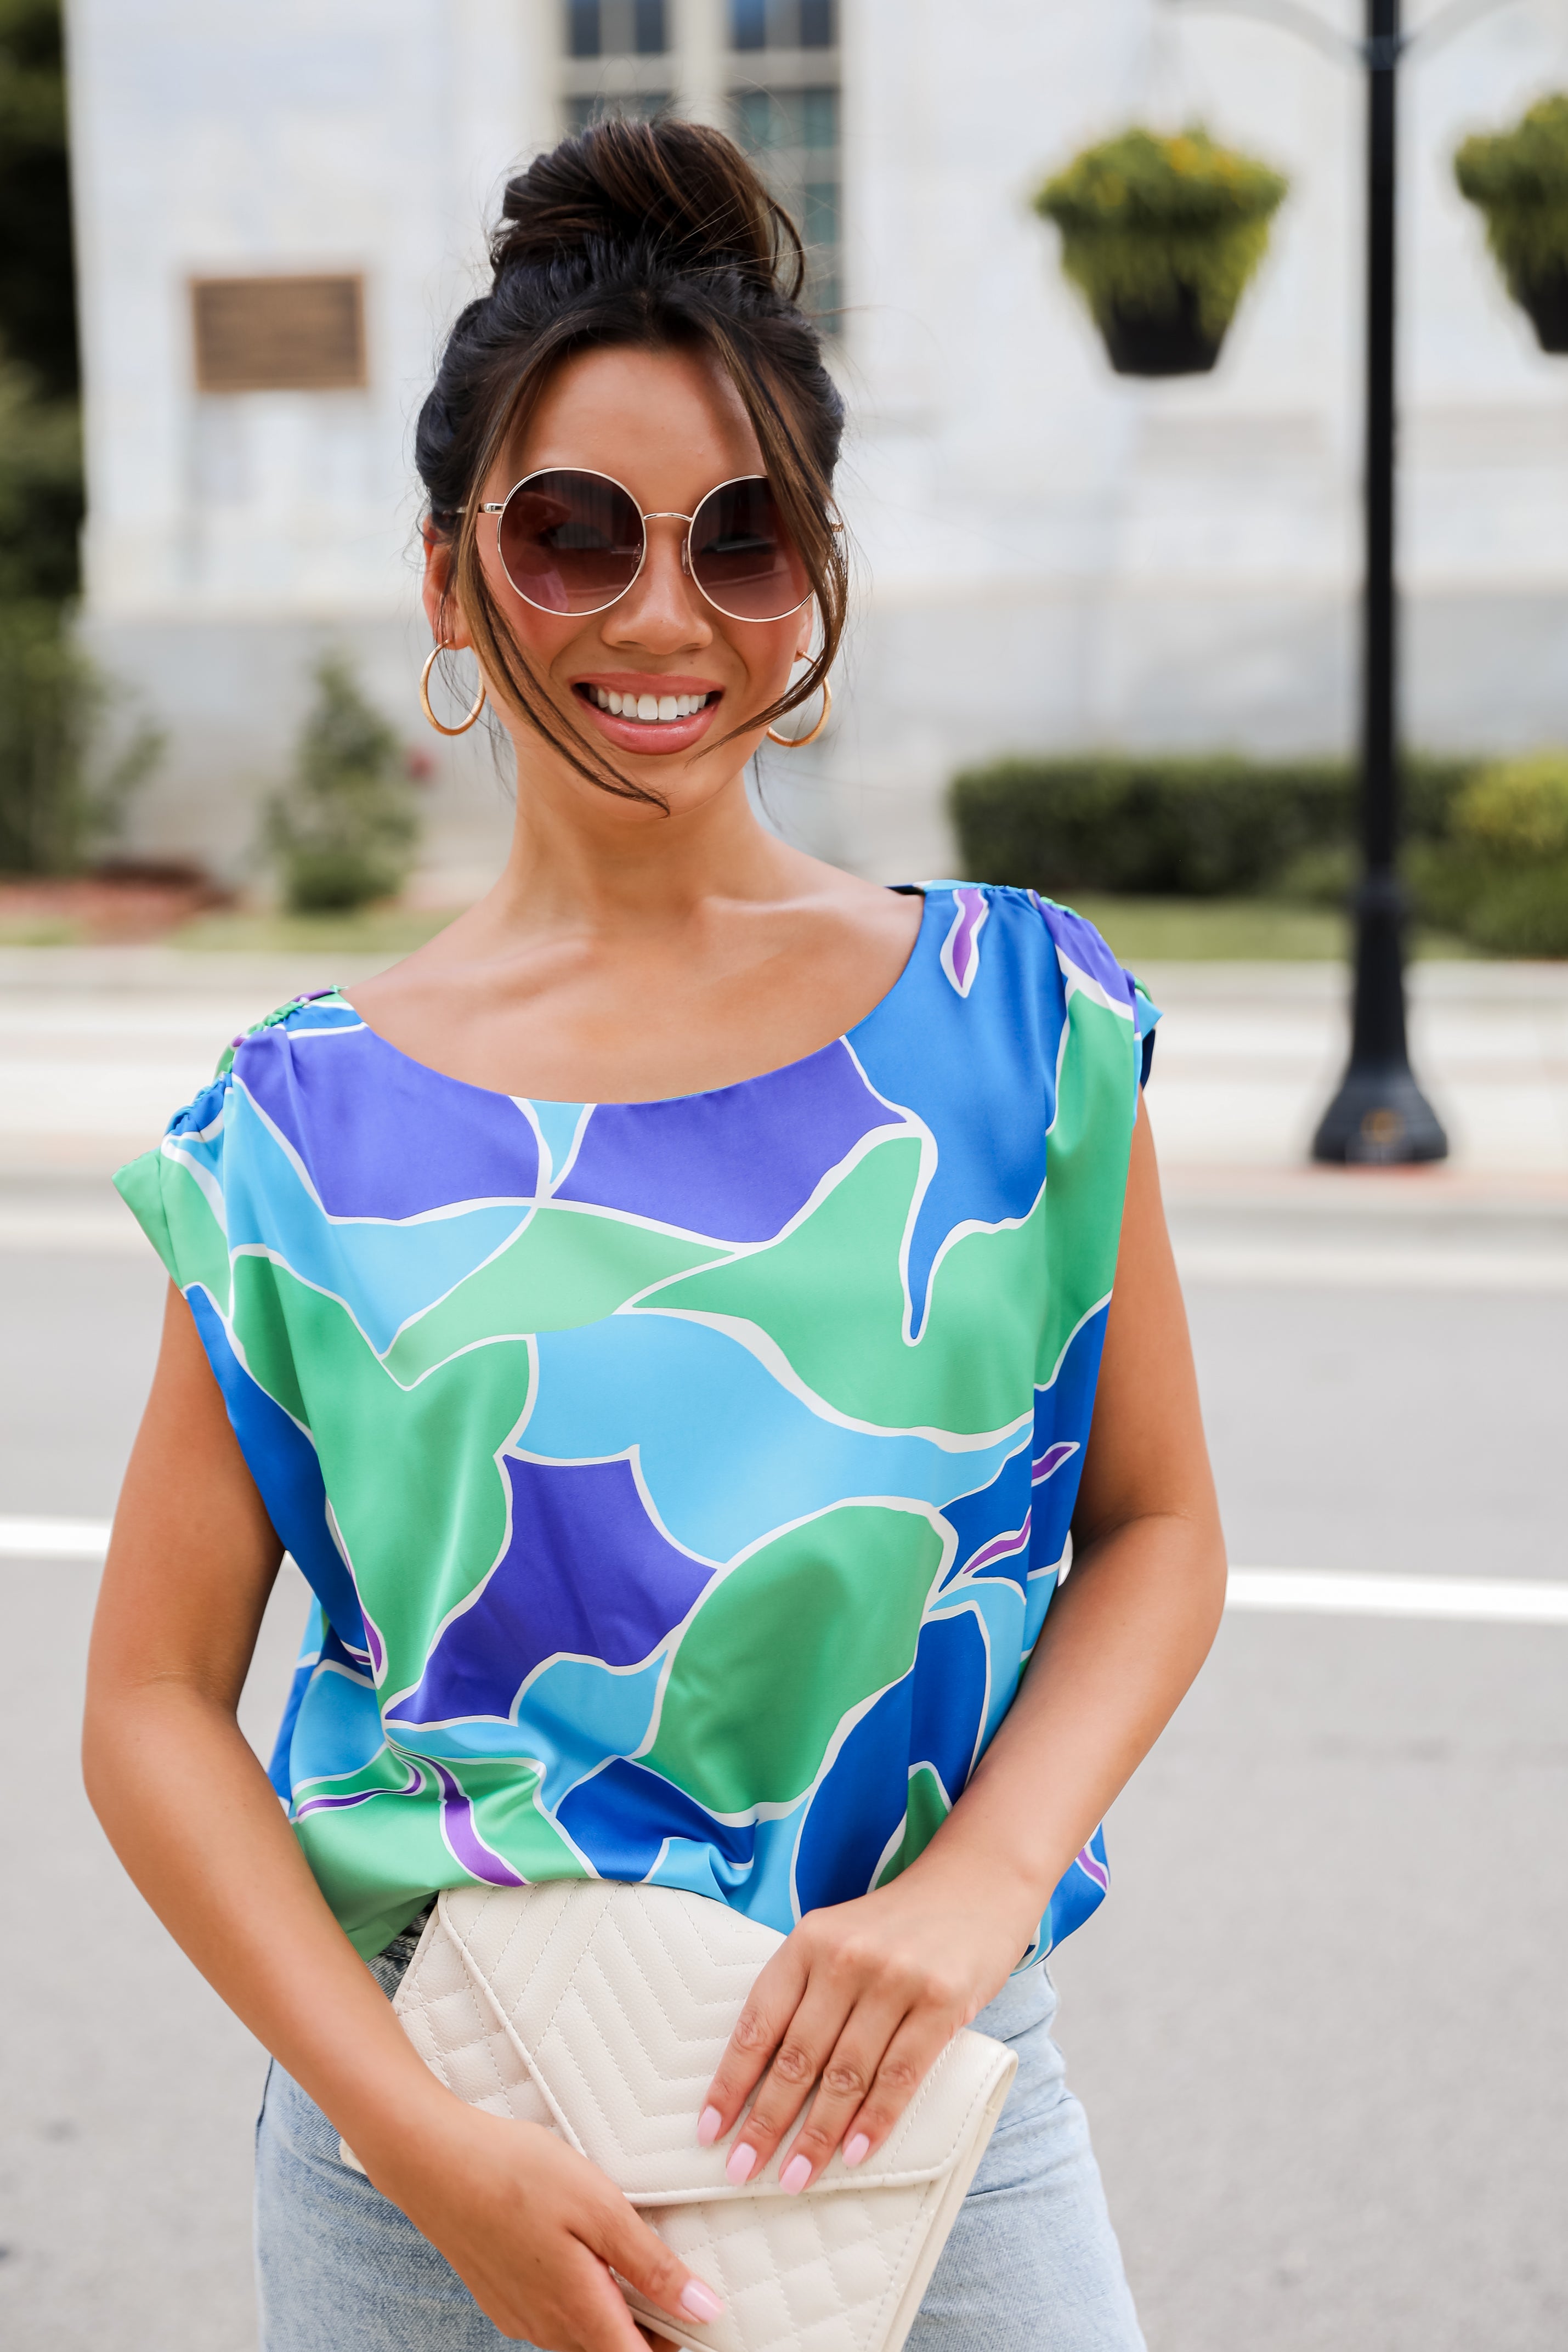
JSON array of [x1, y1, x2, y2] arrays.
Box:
[[415, 117, 847, 806]]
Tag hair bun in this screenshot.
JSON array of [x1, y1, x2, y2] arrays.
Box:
[[493, 117, 803, 302]]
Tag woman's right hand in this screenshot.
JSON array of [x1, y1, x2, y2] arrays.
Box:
[[367, 2100, 726, 2351]]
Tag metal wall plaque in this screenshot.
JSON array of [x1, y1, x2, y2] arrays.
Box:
[[191, 274, 367, 393]]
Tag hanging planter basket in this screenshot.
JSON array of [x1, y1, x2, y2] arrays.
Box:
[[1033, 128, 1288, 379], [1455, 95, 1568, 355]]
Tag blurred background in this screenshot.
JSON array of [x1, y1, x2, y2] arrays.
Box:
[[1, 3, 1565, 2349]]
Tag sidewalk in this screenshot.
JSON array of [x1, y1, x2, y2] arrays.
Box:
[[1, 948, 1565, 1276]]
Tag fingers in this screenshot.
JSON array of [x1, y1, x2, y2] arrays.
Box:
[[785, 2005, 958, 2189], [700, 1942, 810, 2141], [698, 1912, 972, 2194], [586, 2195, 727, 2334], [719, 1957, 879, 2173]]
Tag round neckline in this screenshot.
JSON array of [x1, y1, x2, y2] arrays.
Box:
[[328, 885, 937, 1112]]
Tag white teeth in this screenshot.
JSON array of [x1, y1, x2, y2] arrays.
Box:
[[590, 688, 711, 722]]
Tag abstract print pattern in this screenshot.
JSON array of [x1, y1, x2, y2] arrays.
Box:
[[116, 885, 1157, 1961]]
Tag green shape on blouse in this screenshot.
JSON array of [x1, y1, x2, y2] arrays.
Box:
[[384, 1205, 726, 1385], [642, 1501, 947, 1812], [641, 1134, 1049, 1438], [874, 1763, 953, 1888]]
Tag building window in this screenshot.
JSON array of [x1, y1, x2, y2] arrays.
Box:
[[556, 0, 844, 329], [561, 0, 673, 133], [729, 0, 834, 48], [729, 5, 840, 320], [633, 0, 668, 52], [563, 0, 667, 63]]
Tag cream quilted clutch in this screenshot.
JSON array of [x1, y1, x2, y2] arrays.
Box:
[[341, 1879, 1017, 2352]]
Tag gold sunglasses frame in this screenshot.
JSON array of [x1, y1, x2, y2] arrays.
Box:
[[473, 466, 827, 624]]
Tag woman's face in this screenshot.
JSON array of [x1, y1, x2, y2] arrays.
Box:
[[425, 343, 816, 818]]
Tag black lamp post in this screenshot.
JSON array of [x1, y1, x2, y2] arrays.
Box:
[[1312, 0, 1446, 1163], [1161, 0, 1545, 1162]]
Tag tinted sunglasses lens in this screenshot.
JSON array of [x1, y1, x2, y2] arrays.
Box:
[[496, 471, 643, 613], [690, 478, 808, 621]]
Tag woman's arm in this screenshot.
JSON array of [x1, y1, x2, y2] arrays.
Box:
[[84, 1284, 725, 2352], [698, 1099, 1227, 2189]]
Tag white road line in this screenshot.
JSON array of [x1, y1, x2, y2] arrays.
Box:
[[1226, 1569, 1568, 1623], [2, 1516, 114, 1558], [3, 1518, 1566, 1623]]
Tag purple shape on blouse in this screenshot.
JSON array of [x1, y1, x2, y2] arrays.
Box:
[[963, 1511, 1031, 1577], [1074, 1842, 1111, 1895], [236, 1021, 539, 1219], [939, 887, 988, 997], [393, 1455, 717, 1726], [294, 1755, 422, 1819], [1031, 895, 1136, 1014], [1032, 1441, 1079, 1485], [433, 1762, 528, 1886], [552, 1040, 902, 1241]]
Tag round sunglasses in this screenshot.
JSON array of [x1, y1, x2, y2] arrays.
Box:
[[477, 468, 813, 625]]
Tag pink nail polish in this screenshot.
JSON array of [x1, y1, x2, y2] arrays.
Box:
[[680, 2280, 727, 2324], [697, 2105, 723, 2147], [725, 2140, 757, 2185], [779, 2153, 812, 2195], [844, 2133, 870, 2169]]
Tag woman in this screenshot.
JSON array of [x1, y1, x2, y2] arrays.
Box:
[[84, 121, 1225, 2352]]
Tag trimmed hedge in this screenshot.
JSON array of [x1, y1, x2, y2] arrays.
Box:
[[948, 754, 1474, 902], [1411, 752, 1568, 956]]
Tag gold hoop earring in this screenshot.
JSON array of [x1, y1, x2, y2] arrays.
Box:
[[420, 643, 486, 736], [766, 677, 831, 749]]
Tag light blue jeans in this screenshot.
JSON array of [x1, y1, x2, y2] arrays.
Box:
[[254, 1924, 1144, 2352]]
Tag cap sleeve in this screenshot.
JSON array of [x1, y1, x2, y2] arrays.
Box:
[[112, 996, 317, 1297], [1026, 890, 1159, 1100], [113, 1062, 236, 1302]]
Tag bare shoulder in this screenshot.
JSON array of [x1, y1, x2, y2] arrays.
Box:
[[776, 852, 924, 953]]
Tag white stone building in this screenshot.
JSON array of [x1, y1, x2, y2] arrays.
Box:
[[64, 0, 1568, 889]]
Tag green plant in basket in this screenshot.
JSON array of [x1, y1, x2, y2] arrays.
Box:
[[1033, 127, 1288, 376], [265, 653, 418, 914], [1454, 94, 1568, 352]]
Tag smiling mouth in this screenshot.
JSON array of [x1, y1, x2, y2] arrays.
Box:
[[575, 685, 720, 724]]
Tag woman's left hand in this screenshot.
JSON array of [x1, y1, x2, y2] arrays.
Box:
[[694, 1857, 1038, 2192]]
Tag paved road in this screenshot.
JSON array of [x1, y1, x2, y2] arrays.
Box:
[[2, 1234, 1564, 2352]]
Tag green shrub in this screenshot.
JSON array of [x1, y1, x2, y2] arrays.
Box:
[[1416, 753, 1568, 956], [949, 755, 1354, 898], [1454, 93, 1568, 297], [950, 753, 1480, 907], [266, 653, 417, 913], [1033, 127, 1288, 339], [0, 600, 161, 871]]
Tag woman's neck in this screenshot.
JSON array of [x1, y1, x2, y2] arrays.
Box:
[[472, 750, 807, 947]]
